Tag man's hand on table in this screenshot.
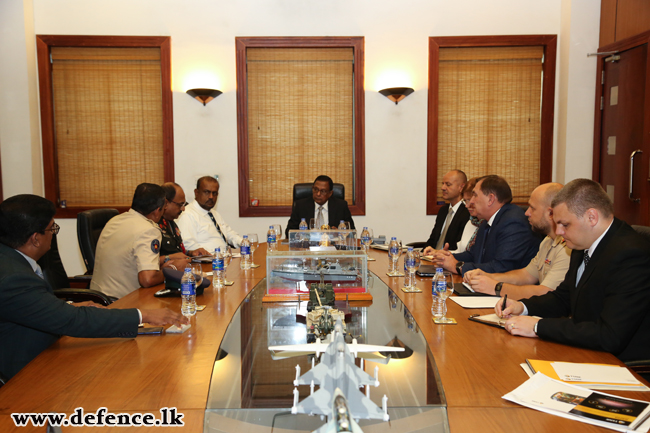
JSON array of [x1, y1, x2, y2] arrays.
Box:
[[494, 298, 539, 338], [464, 269, 498, 295], [433, 246, 457, 273], [162, 253, 192, 270], [141, 308, 189, 327], [189, 248, 211, 257]]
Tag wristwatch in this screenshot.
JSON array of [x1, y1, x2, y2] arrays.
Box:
[[455, 261, 465, 276], [164, 255, 170, 263], [495, 282, 503, 297], [534, 321, 539, 335]]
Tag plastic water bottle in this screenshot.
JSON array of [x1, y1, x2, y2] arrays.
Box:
[[361, 227, 371, 254], [338, 220, 347, 230], [267, 225, 277, 251], [388, 236, 400, 273], [299, 218, 308, 230], [212, 248, 224, 289], [431, 267, 446, 318], [404, 247, 415, 288], [181, 267, 197, 317], [240, 235, 251, 270]]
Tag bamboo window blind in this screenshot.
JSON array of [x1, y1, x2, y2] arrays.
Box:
[[246, 48, 355, 206], [437, 46, 544, 203], [51, 47, 164, 207]]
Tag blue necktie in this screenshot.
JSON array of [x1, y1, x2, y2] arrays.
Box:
[[476, 225, 491, 263]]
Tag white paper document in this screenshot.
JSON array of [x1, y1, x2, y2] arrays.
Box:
[[504, 372, 650, 432], [552, 362, 642, 385], [450, 296, 500, 309]]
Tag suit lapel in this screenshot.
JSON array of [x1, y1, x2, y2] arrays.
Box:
[[572, 218, 621, 306]]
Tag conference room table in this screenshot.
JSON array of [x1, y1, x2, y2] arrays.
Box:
[[0, 245, 648, 433]]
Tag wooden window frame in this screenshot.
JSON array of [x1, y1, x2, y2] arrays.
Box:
[[235, 37, 366, 217], [426, 35, 556, 215], [36, 35, 174, 218]]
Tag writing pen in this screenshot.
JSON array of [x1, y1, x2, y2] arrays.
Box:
[[501, 294, 508, 317]]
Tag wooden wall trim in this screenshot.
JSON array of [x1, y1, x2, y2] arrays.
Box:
[[35, 35, 174, 217], [235, 36, 365, 218], [426, 35, 557, 215]]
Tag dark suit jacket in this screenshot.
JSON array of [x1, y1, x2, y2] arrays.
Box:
[[425, 202, 470, 250], [523, 218, 650, 363], [454, 203, 541, 273], [286, 197, 355, 237], [0, 244, 139, 380]]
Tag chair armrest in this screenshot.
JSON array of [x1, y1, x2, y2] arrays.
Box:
[[626, 360, 650, 375], [54, 288, 113, 306]]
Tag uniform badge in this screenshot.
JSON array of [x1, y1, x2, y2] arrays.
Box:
[[151, 239, 160, 254], [175, 227, 181, 236]]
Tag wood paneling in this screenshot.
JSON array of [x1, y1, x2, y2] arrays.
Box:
[[599, 0, 618, 48], [616, 0, 650, 42]]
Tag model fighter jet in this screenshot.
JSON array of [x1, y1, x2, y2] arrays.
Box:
[[268, 318, 403, 429]]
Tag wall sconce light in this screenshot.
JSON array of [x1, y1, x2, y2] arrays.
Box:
[[186, 88, 222, 106], [379, 87, 414, 105]]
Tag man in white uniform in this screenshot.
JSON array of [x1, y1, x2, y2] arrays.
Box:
[[176, 176, 243, 252], [91, 183, 185, 299]]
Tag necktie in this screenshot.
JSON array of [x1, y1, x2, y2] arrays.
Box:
[[583, 250, 590, 267], [316, 205, 325, 228], [466, 217, 482, 251], [34, 264, 44, 279], [207, 212, 228, 245], [476, 225, 491, 263], [436, 207, 454, 250]]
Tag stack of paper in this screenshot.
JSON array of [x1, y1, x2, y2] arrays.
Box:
[[504, 372, 650, 432], [522, 359, 650, 392]]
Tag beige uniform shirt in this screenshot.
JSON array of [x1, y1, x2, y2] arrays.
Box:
[[90, 209, 161, 299], [524, 235, 571, 290]]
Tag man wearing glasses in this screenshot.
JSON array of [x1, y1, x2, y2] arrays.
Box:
[[176, 176, 243, 252], [285, 175, 355, 237], [159, 182, 210, 260], [0, 194, 187, 381]]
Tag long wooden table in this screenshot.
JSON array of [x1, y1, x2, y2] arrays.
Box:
[[0, 247, 648, 432]]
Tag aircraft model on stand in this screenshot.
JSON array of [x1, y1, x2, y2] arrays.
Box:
[[268, 318, 404, 431]]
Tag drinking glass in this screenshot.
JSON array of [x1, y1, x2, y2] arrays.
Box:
[[190, 263, 204, 289], [273, 224, 282, 243], [222, 245, 233, 285], [247, 233, 259, 267], [309, 218, 317, 230], [433, 271, 455, 324], [404, 250, 421, 292], [387, 239, 404, 276]]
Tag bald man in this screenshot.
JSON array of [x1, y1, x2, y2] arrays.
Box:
[[463, 183, 570, 300], [423, 170, 470, 254]]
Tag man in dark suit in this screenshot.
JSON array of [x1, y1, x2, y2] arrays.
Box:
[[285, 175, 355, 237], [0, 194, 187, 381], [498, 179, 650, 364], [434, 175, 541, 275], [423, 170, 470, 254]]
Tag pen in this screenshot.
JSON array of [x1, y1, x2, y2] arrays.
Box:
[[501, 294, 508, 316]]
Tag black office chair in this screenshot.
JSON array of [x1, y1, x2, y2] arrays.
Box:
[[292, 182, 345, 206], [77, 208, 118, 274], [632, 225, 650, 244], [38, 234, 113, 306]]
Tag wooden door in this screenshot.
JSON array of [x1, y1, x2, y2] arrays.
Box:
[[599, 44, 650, 225]]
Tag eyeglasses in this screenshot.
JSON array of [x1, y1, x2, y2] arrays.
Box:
[[44, 222, 60, 235], [170, 200, 188, 207], [312, 187, 331, 196]]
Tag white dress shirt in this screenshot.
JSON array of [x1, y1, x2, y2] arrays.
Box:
[[176, 200, 243, 252]]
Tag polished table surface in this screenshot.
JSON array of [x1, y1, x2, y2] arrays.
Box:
[[0, 246, 648, 432]]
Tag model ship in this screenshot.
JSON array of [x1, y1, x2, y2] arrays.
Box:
[[272, 260, 360, 283]]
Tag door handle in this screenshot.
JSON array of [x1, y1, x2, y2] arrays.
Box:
[[630, 149, 642, 203]]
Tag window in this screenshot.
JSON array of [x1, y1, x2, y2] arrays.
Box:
[[36, 35, 174, 217], [427, 36, 556, 214], [235, 37, 365, 217]]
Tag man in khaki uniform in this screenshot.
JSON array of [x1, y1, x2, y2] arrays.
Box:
[[90, 183, 187, 299], [463, 183, 571, 300]]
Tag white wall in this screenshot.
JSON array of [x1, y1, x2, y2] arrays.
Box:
[[0, 0, 601, 276]]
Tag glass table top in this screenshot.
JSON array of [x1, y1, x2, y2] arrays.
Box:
[[205, 273, 449, 433]]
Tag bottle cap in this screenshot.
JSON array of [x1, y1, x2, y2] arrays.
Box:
[[391, 236, 397, 240], [363, 226, 368, 230], [408, 246, 413, 251], [270, 225, 274, 229], [243, 235, 248, 238]]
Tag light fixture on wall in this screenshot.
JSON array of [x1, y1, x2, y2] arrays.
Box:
[[186, 88, 222, 106], [378, 87, 414, 105]]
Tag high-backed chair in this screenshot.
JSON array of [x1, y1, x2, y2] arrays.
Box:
[[37, 234, 113, 306], [77, 208, 118, 274], [292, 183, 345, 207], [632, 225, 650, 244]]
